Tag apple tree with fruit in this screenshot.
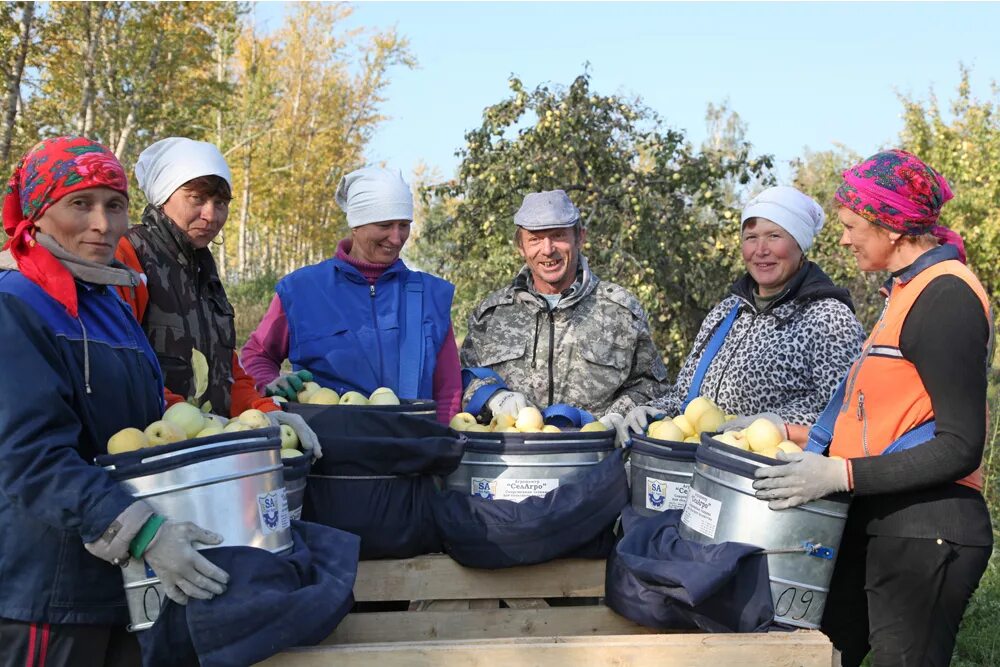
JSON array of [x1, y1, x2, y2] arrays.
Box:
[[413, 71, 773, 373]]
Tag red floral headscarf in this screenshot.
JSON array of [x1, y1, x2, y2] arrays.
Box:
[[2, 136, 129, 316], [834, 149, 966, 262]]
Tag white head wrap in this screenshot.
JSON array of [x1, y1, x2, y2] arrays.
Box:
[[134, 138, 232, 207], [335, 167, 413, 228], [740, 185, 825, 252]]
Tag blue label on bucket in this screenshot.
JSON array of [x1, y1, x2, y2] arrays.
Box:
[[256, 488, 290, 535]]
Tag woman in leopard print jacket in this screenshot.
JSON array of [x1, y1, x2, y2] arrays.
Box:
[[625, 186, 865, 440]]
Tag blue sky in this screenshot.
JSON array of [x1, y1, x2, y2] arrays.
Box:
[[256, 2, 1000, 182]]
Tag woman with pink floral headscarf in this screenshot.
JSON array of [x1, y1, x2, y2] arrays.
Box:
[[753, 149, 992, 667]]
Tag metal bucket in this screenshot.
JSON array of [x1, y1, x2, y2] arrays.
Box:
[[282, 453, 313, 520], [287, 398, 437, 421], [444, 430, 615, 502], [678, 434, 850, 629], [628, 434, 697, 516], [100, 428, 291, 631]]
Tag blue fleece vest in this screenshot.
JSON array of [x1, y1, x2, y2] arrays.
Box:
[[276, 258, 453, 400]]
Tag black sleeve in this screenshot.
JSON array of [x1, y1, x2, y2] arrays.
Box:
[[851, 275, 990, 495]]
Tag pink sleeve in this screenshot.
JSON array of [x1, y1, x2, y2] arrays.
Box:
[[240, 294, 290, 392], [432, 324, 463, 425]]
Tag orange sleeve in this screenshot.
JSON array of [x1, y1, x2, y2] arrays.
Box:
[[230, 352, 281, 417], [114, 236, 149, 322]]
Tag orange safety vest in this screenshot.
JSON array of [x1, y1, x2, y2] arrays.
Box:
[[830, 258, 991, 492]]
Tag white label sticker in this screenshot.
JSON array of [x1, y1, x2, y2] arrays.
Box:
[[645, 477, 690, 512], [257, 488, 290, 535], [680, 488, 722, 539], [471, 477, 559, 502]]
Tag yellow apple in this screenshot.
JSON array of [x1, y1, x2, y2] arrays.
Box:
[[684, 435, 701, 444], [223, 421, 252, 433], [683, 396, 715, 427], [463, 424, 490, 432], [647, 419, 686, 442], [449, 412, 479, 431], [306, 388, 340, 405], [580, 421, 608, 432], [280, 448, 304, 459], [107, 427, 149, 454], [368, 387, 400, 405], [494, 425, 520, 433], [144, 420, 185, 446], [301, 381, 321, 394], [490, 414, 516, 430], [339, 391, 369, 406], [714, 431, 750, 450], [237, 409, 271, 429], [195, 424, 224, 438], [695, 406, 726, 434], [777, 441, 801, 455], [672, 415, 696, 438], [279, 424, 299, 450], [163, 402, 209, 439], [541, 425, 562, 433], [746, 418, 783, 453], [514, 406, 544, 432]]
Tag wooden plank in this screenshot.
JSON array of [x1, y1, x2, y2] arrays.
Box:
[[354, 555, 605, 601], [321, 606, 656, 645], [260, 630, 834, 667], [503, 598, 549, 609], [407, 599, 500, 611]]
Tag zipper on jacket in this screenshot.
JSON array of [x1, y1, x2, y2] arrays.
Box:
[[856, 391, 870, 456], [547, 309, 555, 406], [841, 298, 891, 415], [370, 284, 385, 383]]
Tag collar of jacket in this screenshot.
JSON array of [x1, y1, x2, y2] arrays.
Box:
[[331, 254, 408, 284], [511, 253, 597, 309], [882, 244, 960, 296], [140, 204, 208, 269], [730, 260, 855, 315]]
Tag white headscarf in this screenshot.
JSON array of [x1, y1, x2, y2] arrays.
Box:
[[740, 186, 825, 252], [335, 167, 413, 228], [135, 138, 232, 207]]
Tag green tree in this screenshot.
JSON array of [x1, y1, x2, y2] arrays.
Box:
[[414, 72, 772, 371]]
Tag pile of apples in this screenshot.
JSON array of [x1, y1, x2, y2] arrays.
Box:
[[106, 403, 302, 459], [646, 396, 728, 443], [713, 419, 800, 459], [449, 406, 608, 434], [294, 383, 400, 407]]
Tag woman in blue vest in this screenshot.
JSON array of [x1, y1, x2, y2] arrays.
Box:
[[0, 137, 228, 666], [622, 186, 865, 443], [241, 167, 462, 424]]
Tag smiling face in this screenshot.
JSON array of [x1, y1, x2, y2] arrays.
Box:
[[349, 219, 411, 264], [740, 218, 803, 297], [516, 225, 586, 295], [161, 176, 232, 249], [34, 187, 129, 265], [837, 207, 896, 272]]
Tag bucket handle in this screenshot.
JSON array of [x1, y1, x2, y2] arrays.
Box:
[[762, 541, 835, 560]]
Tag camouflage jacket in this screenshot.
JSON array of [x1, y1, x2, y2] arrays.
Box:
[[460, 256, 668, 418], [125, 206, 236, 415]]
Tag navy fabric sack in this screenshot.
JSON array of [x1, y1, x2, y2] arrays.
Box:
[[432, 449, 628, 568], [138, 520, 360, 667], [299, 409, 463, 559], [605, 507, 774, 633]]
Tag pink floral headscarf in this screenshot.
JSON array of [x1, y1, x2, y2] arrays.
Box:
[[835, 149, 966, 262]]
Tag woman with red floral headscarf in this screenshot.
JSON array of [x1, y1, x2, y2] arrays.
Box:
[[753, 149, 992, 667], [0, 137, 228, 667]]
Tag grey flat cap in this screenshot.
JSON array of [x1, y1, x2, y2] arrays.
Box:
[[513, 190, 580, 230]]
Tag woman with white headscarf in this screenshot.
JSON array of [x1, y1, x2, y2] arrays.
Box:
[[622, 186, 866, 444], [241, 166, 462, 424], [115, 137, 318, 451]]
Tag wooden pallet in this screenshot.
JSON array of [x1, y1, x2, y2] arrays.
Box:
[[258, 555, 835, 666]]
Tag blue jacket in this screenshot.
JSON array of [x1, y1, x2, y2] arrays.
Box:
[[0, 270, 164, 625], [276, 257, 453, 400]]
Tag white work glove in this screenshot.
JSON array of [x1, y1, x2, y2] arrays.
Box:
[[268, 410, 322, 459], [720, 412, 788, 438], [623, 405, 663, 435], [143, 521, 230, 605], [598, 413, 628, 447], [487, 390, 531, 417], [752, 451, 850, 510]]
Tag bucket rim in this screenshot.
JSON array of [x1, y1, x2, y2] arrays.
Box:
[[629, 434, 698, 460]]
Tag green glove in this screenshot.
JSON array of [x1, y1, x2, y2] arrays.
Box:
[[264, 370, 314, 401]]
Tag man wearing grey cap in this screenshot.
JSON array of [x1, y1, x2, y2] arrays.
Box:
[[460, 190, 668, 438]]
